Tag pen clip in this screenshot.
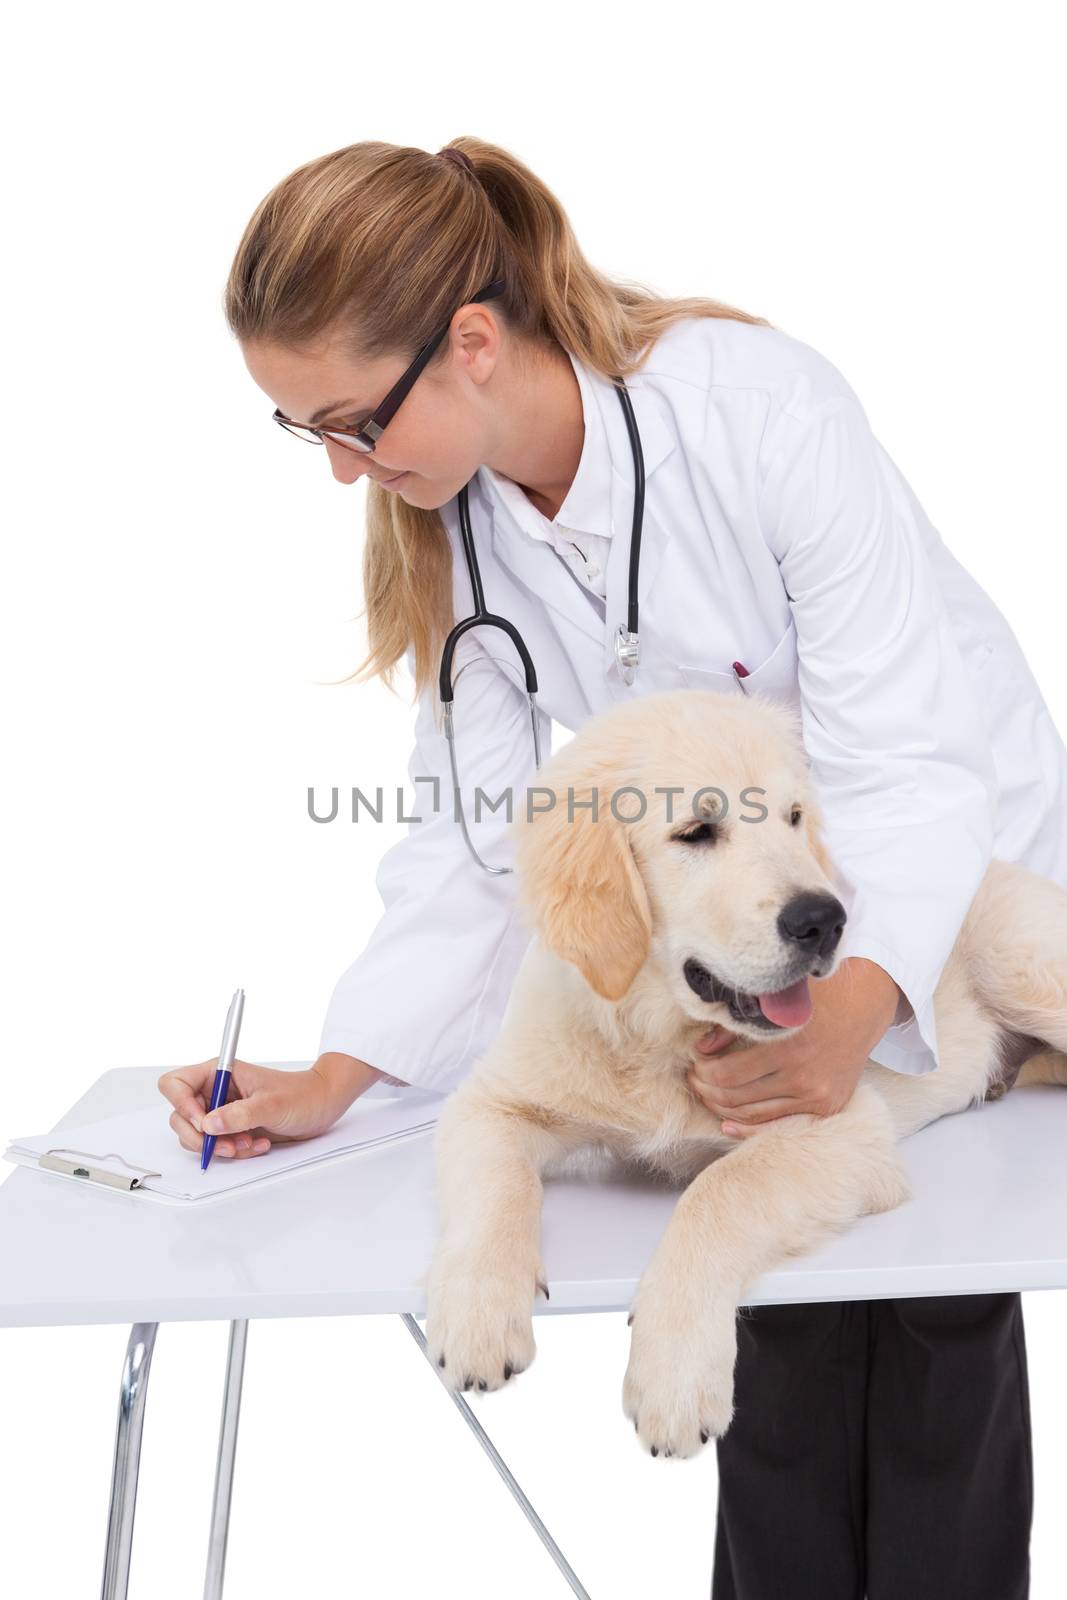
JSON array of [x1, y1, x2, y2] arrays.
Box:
[[216, 988, 245, 1074]]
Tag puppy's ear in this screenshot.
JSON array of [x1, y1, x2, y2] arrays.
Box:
[[514, 786, 651, 1000]]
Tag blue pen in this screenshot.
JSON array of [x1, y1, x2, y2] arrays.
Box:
[[201, 988, 245, 1171]]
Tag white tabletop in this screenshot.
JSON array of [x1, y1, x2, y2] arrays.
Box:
[[0, 1066, 1064, 1329]]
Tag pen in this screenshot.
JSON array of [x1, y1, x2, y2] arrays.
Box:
[[201, 987, 245, 1171]]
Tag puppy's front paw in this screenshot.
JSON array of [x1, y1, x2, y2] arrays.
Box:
[[623, 1288, 737, 1458], [425, 1261, 542, 1393]]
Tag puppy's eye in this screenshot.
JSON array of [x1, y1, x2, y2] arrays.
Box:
[[673, 820, 719, 846], [790, 806, 803, 827]]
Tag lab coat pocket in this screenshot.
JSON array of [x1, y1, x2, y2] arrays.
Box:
[[679, 616, 800, 709]]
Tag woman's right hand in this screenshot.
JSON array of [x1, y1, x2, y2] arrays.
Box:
[[157, 1057, 362, 1160]]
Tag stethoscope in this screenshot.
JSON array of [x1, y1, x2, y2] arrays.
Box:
[[438, 376, 753, 874], [439, 377, 645, 876]]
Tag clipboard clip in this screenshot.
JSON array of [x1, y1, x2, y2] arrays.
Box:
[[38, 1147, 163, 1192]]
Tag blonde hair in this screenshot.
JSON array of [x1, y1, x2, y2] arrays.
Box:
[[223, 137, 774, 702]]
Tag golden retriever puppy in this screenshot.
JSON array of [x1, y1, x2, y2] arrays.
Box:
[[423, 688, 1067, 1458]]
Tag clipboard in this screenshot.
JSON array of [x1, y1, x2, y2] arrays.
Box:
[[35, 1147, 163, 1192], [5, 1085, 447, 1204]]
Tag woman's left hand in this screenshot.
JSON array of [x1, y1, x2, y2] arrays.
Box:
[[687, 956, 903, 1137]]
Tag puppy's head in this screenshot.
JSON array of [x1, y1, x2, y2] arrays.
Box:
[[512, 689, 846, 1040]]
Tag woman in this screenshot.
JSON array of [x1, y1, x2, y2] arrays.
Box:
[[159, 138, 1060, 1598]]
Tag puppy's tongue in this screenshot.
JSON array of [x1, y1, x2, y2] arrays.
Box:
[[758, 978, 813, 1027]]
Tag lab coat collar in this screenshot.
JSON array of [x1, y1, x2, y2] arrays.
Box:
[[484, 351, 676, 678]]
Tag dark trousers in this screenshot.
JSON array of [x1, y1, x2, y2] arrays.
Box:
[[711, 1293, 1033, 1600]]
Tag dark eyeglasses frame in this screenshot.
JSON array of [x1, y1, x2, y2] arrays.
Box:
[[272, 277, 507, 454]]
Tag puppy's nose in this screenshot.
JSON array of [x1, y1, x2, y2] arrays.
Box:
[[777, 892, 847, 962]]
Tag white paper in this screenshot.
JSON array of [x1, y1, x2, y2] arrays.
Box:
[[4, 1086, 447, 1204]]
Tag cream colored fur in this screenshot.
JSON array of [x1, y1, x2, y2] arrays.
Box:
[[423, 688, 1067, 1458]]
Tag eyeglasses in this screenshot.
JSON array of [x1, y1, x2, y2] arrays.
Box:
[[272, 277, 507, 454]]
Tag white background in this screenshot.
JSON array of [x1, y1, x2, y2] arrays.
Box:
[[3, 2, 1065, 1594]]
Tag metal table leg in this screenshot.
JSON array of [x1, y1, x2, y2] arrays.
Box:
[[400, 1313, 591, 1599], [100, 1322, 159, 1599], [203, 1319, 249, 1600], [103, 1315, 571, 1597]]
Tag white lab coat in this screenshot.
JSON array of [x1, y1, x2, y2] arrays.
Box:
[[318, 316, 1067, 1098]]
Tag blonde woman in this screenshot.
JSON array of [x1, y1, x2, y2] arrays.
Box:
[[158, 139, 1061, 1599]]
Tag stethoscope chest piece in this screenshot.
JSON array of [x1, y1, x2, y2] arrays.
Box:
[[615, 625, 639, 687]]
